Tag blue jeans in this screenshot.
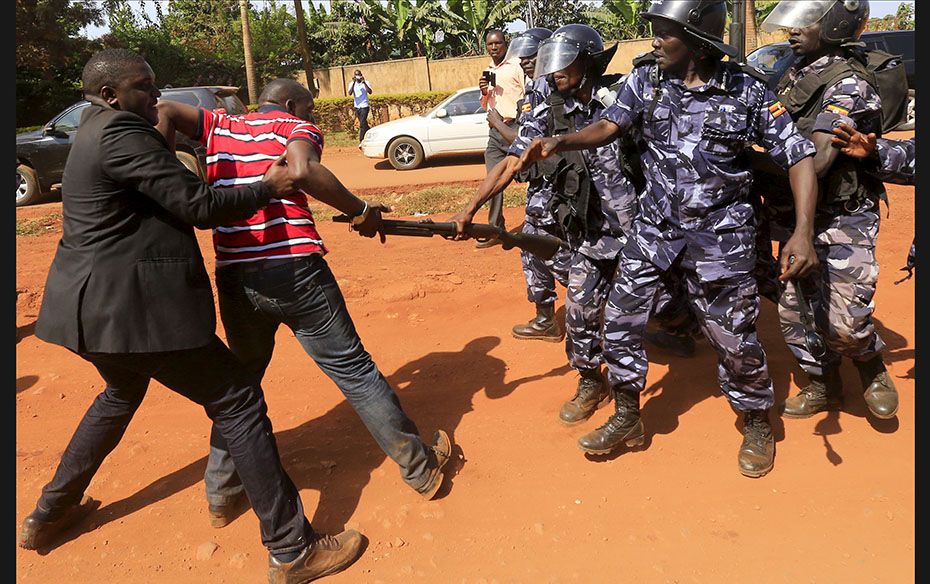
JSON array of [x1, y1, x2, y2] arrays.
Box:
[[206, 255, 433, 505]]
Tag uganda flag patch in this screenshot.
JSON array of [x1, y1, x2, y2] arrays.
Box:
[[825, 104, 850, 116], [521, 102, 532, 113], [768, 101, 787, 118]]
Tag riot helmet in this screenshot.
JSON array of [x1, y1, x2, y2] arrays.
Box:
[[533, 24, 618, 81], [641, 0, 737, 58], [762, 1, 869, 45], [504, 27, 553, 61]]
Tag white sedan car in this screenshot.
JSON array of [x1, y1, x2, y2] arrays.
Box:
[[359, 87, 491, 170]]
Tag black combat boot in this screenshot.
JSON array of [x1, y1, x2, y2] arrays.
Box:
[[855, 356, 898, 419], [738, 409, 775, 478], [781, 368, 843, 418], [559, 368, 611, 425], [577, 388, 645, 455], [512, 303, 563, 342]]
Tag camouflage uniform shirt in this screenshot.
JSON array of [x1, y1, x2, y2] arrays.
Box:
[[603, 60, 816, 281], [873, 137, 915, 186], [508, 79, 638, 260]]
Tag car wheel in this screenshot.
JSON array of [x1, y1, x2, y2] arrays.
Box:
[[894, 89, 915, 132], [176, 151, 206, 180], [16, 164, 41, 207], [387, 137, 424, 170]]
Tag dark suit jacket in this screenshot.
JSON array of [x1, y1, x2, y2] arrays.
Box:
[[36, 104, 270, 353]]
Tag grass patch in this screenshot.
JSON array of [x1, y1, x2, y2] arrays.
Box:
[[16, 213, 62, 236], [308, 183, 528, 222], [324, 131, 362, 148], [16, 125, 43, 134]]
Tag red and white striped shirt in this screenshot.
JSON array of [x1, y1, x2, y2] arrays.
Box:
[[198, 105, 327, 266]]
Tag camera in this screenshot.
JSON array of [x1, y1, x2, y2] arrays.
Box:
[[481, 70, 496, 87]]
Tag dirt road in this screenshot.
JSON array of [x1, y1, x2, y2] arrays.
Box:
[[16, 148, 914, 583]]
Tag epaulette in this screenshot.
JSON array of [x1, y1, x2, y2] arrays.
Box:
[[632, 52, 657, 67], [737, 62, 770, 84]]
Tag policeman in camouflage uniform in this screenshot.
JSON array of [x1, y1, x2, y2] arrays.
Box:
[[454, 24, 685, 427], [831, 123, 915, 280], [487, 27, 574, 343], [521, 0, 821, 478], [758, 0, 900, 421]]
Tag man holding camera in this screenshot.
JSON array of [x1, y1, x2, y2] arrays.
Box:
[[477, 28, 525, 247], [348, 69, 372, 143]]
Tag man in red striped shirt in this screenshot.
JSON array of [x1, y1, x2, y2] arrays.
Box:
[[158, 79, 452, 583]]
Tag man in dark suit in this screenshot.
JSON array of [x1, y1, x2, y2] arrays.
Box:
[[18, 49, 363, 583]]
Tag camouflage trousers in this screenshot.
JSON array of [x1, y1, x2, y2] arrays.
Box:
[[603, 252, 774, 412], [777, 207, 885, 377], [566, 251, 698, 374], [521, 218, 572, 306], [565, 253, 617, 372]]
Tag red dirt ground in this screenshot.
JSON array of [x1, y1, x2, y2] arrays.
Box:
[[16, 144, 914, 583]]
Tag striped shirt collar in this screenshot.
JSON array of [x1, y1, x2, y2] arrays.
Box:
[[257, 103, 289, 114]]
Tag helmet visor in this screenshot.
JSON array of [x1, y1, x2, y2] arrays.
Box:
[[761, 0, 835, 33], [505, 35, 543, 61], [533, 38, 582, 80]]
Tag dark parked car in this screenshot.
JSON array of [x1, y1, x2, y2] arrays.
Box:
[[745, 29, 915, 131], [16, 85, 247, 207]]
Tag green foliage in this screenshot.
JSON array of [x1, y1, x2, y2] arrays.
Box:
[[16, 0, 105, 126], [867, 3, 915, 32], [585, 0, 651, 41], [521, 0, 595, 31], [444, 0, 523, 55]]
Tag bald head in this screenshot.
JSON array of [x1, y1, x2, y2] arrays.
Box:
[[258, 78, 314, 122], [258, 78, 312, 106]]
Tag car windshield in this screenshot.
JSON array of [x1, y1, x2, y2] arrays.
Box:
[[746, 44, 794, 74]]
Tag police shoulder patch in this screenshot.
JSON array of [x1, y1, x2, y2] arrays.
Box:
[[521, 102, 532, 113], [768, 100, 787, 118], [825, 104, 850, 116]]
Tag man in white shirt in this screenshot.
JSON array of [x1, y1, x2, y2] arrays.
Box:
[[476, 29, 525, 247], [348, 69, 373, 143]]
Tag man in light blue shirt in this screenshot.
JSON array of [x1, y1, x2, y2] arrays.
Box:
[[348, 69, 373, 143]]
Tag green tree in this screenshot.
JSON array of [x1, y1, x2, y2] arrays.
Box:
[[895, 3, 915, 30], [444, 0, 522, 55], [16, 0, 105, 125], [520, 0, 592, 31], [584, 0, 649, 41]]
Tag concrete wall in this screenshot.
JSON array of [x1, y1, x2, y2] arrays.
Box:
[[427, 54, 489, 92], [300, 30, 793, 98]]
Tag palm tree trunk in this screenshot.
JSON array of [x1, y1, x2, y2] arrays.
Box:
[[293, 0, 316, 94], [239, 0, 258, 105]]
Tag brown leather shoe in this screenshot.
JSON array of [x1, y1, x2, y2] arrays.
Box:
[[19, 496, 97, 551], [208, 491, 250, 528], [268, 530, 365, 584], [417, 430, 452, 500]]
